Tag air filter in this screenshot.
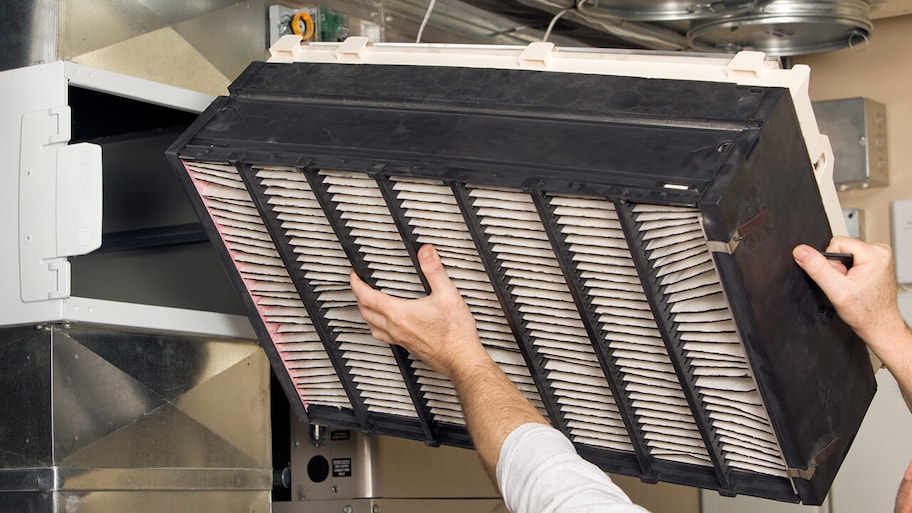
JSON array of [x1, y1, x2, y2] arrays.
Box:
[[167, 38, 875, 505]]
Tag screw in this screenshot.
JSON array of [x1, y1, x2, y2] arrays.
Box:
[[373, 505, 381, 513], [343, 506, 353, 513], [331, 485, 339, 494]]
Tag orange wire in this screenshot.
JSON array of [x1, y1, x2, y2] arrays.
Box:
[[291, 11, 316, 41]]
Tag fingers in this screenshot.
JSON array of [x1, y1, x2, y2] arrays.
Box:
[[367, 325, 394, 345], [792, 244, 848, 295], [352, 245, 456, 302], [417, 244, 456, 295], [350, 270, 392, 321], [350, 270, 403, 343], [826, 235, 884, 255], [827, 236, 894, 267], [349, 269, 368, 295], [350, 269, 387, 311], [826, 235, 866, 253]]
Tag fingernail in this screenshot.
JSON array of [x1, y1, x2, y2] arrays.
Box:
[[418, 244, 436, 262], [793, 246, 809, 262]]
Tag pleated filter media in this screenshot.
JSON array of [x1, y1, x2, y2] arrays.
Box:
[[168, 42, 876, 505]]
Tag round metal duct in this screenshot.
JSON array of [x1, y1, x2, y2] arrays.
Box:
[[687, 0, 872, 56], [578, 0, 773, 21]]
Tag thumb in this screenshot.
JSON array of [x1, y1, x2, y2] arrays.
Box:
[[417, 244, 455, 294], [793, 244, 846, 295]]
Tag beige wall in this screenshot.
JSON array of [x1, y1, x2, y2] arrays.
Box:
[[611, 473, 699, 513], [796, 14, 912, 245]]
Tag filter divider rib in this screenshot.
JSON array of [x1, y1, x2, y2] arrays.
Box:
[[530, 191, 655, 480], [237, 164, 369, 431], [373, 175, 433, 293], [304, 169, 369, 278], [449, 182, 570, 438], [304, 168, 436, 439], [371, 174, 440, 446], [613, 201, 734, 493]]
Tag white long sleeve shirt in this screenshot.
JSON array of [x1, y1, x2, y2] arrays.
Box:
[[496, 423, 652, 513]]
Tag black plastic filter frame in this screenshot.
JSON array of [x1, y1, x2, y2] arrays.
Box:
[[168, 60, 876, 504]]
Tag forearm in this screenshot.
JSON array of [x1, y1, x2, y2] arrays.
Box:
[[897, 458, 912, 513], [867, 321, 912, 413], [792, 240, 912, 411], [450, 355, 550, 480]]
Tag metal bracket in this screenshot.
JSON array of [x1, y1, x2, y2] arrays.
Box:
[[787, 465, 816, 480], [706, 235, 741, 255], [786, 438, 841, 481], [706, 210, 769, 255]]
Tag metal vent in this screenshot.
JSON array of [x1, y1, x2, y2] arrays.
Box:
[[169, 44, 875, 505]]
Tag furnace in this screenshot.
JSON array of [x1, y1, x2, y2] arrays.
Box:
[[168, 37, 875, 505]]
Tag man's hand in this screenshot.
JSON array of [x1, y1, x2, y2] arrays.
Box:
[[350, 244, 549, 480], [794, 236, 912, 413], [349, 244, 490, 379], [792, 236, 905, 350]]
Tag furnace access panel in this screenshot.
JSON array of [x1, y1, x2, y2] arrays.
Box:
[[167, 38, 875, 505]]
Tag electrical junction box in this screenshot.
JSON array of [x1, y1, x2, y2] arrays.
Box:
[[891, 199, 912, 286], [813, 97, 888, 191], [843, 208, 862, 239]]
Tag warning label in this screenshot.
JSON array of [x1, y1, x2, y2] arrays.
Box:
[[330, 430, 351, 441], [332, 458, 352, 478]]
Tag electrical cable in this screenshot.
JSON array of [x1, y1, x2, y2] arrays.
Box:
[[416, 0, 437, 43], [574, 0, 686, 49], [519, 0, 696, 50], [542, 8, 570, 42]]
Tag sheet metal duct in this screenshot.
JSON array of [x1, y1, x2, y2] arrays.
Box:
[[575, 0, 773, 20], [0, 0, 266, 95], [0, 61, 270, 511], [472, 0, 873, 55], [687, 0, 873, 56], [168, 39, 876, 505], [0, 326, 271, 512]]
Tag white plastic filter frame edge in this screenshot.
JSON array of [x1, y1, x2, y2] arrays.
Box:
[[267, 35, 846, 237]]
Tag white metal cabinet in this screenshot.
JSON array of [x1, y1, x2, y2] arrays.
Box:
[[0, 61, 253, 338]]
